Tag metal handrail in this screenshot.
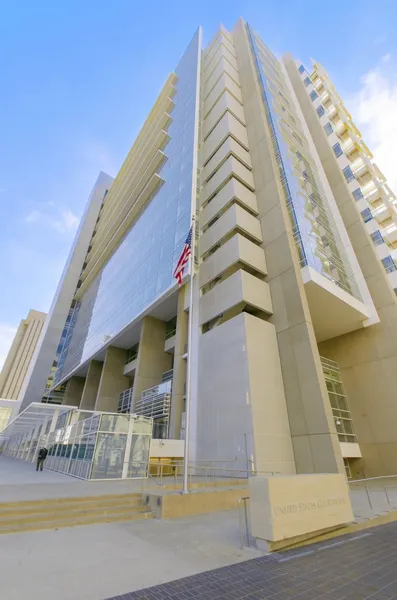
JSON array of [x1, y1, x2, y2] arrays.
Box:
[[349, 474, 397, 512], [238, 496, 250, 549], [349, 475, 397, 484]]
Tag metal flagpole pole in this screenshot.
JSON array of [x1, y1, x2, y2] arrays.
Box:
[[182, 26, 202, 495], [182, 215, 195, 494]]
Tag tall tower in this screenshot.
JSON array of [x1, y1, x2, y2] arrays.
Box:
[[11, 19, 397, 479], [0, 309, 46, 400]]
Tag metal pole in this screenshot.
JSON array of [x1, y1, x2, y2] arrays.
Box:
[[182, 222, 196, 494], [182, 28, 202, 494]]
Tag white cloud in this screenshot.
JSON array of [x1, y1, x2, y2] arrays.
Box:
[[25, 207, 79, 234], [349, 59, 397, 192], [0, 324, 17, 372]]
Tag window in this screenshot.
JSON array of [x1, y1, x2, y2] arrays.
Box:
[[298, 64, 305, 74], [310, 90, 318, 101], [343, 166, 355, 183], [361, 208, 373, 223], [316, 105, 325, 118], [371, 230, 384, 246], [352, 188, 363, 201], [324, 122, 333, 136], [382, 255, 397, 273], [304, 76, 311, 87], [333, 142, 343, 158]]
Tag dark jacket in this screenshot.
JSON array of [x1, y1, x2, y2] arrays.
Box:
[[38, 448, 48, 460]]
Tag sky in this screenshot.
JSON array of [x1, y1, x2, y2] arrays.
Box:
[[1, 0, 397, 369]]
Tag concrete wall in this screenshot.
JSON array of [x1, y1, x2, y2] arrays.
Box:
[[131, 317, 173, 409], [62, 376, 85, 407], [80, 360, 103, 411], [196, 312, 295, 474], [95, 347, 130, 412]]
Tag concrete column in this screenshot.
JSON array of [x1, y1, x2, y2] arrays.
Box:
[[63, 376, 85, 407], [95, 346, 130, 412], [80, 360, 103, 410], [169, 287, 188, 439], [131, 316, 173, 409]]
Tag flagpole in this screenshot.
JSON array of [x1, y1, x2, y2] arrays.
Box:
[[182, 215, 195, 494], [181, 26, 202, 495]]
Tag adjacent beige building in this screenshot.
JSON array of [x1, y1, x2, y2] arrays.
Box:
[[8, 19, 397, 480], [0, 310, 46, 400]]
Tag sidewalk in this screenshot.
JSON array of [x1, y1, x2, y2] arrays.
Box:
[[0, 455, 144, 502], [108, 521, 397, 600], [0, 510, 261, 600]]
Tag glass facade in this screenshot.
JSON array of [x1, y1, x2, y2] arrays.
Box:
[[54, 30, 201, 385], [246, 25, 361, 300], [4, 410, 152, 480]]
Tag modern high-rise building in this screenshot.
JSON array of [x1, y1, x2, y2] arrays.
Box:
[[0, 309, 46, 400], [8, 18, 397, 480]]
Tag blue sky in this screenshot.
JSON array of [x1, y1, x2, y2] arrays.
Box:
[[1, 0, 397, 367]]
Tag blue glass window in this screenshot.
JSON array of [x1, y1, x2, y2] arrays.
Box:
[[361, 208, 373, 223], [304, 76, 311, 87], [382, 255, 397, 273], [298, 64, 305, 74], [343, 166, 355, 183], [352, 188, 363, 201], [371, 230, 384, 246], [316, 105, 325, 118], [324, 122, 333, 136], [54, 30, 201, 384], [310, 90, 318, 101], [333, 142, 343, 158]]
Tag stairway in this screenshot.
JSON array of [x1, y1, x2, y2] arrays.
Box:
[[0, 492, 152, 535]]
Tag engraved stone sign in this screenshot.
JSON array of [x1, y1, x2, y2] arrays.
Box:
[[249, 474, 353, 545]]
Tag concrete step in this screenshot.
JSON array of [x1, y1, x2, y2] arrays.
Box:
[[0, 496, 144, 517], [0, 508, 153, 535], [0, 491, 153, 534], [0, 503, 150, 527], [0, 492, 143, 510]]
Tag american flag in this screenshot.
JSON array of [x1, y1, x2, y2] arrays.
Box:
[[173, 225, 193, 286]]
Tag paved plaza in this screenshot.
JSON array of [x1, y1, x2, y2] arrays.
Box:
[[2, 456, 397, 599], [108, 522, 397, 600]]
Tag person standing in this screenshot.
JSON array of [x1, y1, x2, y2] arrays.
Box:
[[36, 447, 48, 472]]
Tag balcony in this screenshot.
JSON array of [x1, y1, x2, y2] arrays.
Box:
[[164, 330, 176, 353], [372, 204, 390, 223], [334, 120, 347, 136], [327, 104, 337, 119], [301, 266, 373, 342], [341, 139, 356, 156], [351, 159, 369, 179], [319, 90, 330, 103], [384, 224, 397, 244]]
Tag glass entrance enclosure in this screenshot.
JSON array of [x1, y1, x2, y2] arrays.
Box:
[[1, 404, 152, 481]]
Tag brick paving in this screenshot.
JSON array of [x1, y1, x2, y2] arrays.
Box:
[[107, 521, 397, 600]]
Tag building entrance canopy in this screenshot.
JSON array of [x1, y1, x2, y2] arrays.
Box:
[[1, 403, 153, 481], [0, 402, 73, 439]]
